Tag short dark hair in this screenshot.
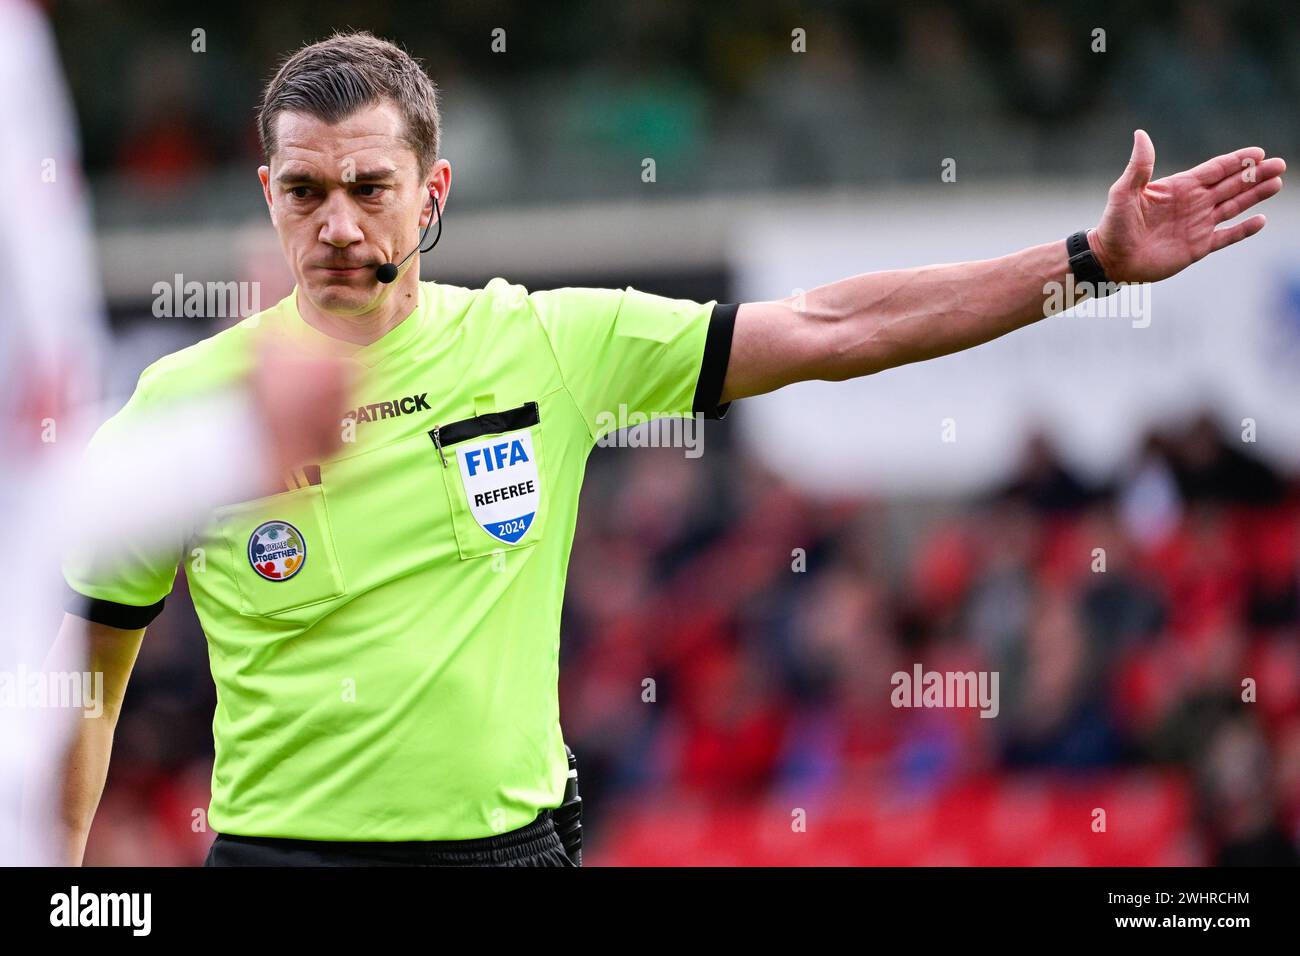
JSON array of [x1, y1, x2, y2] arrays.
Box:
[[258, 31, 441, 175]]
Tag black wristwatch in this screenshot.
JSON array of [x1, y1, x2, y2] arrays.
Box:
[[1066, 230, 1113, 290]]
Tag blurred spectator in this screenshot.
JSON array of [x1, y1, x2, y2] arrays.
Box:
[[1169, 412, 1286, 505], [997, 431, 1094, 514], [1198, 716, 1300, 865], [114, 45, 210, 194]]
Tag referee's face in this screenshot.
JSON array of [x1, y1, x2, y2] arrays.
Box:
[[257, 99, 449, 318]]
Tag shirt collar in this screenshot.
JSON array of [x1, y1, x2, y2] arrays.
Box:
[[277, 282, 429, 369]]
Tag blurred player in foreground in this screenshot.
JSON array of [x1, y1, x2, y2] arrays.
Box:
[[0, 0, 350, 865]]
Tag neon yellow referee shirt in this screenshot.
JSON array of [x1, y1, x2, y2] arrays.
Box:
[[63, 278, 736, 841]]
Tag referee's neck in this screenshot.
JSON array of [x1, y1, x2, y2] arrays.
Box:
[[295, 280, 422, 347]]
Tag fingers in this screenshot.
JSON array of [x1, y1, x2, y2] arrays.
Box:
[[1188, 145, 1267, 187], [1209, 213, 1267, 254], [1214, 174, 1284, 224], [251, 340, 357, 481], [1116, 129, 1156, 191], [1209, 156, 1287, 203]]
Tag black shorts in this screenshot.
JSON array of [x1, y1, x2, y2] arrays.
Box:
[[203, 810, 574, 867]]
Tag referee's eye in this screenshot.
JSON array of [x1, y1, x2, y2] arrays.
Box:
[[288, 186, 314, 200]]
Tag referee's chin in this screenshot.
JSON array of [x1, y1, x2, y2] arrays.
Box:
[[303, 273, 393, 317]]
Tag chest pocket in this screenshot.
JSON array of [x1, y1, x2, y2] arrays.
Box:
[[431, 400, 546, 560], [213, 484, 346, 617]]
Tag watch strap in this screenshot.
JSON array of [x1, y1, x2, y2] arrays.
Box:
[[1066, 230, 1111, 287]]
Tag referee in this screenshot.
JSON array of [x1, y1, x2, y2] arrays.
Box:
[[57, 31, 1285, 866]]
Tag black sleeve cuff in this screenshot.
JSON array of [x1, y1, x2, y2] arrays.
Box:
[[64, 583, 165, 630], [692, 302, 737, 420]]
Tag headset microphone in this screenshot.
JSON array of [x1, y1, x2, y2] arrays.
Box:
[[376, 189, 443, 284]]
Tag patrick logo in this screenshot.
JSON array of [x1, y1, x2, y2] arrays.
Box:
[[247, 521, 306, 581]]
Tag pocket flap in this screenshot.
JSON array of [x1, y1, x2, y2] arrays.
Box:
[[216, 485, 346, 617]]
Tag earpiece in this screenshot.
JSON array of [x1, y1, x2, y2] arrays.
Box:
[[376, 185, 445, 284]]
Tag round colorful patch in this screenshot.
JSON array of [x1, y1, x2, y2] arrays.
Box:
[[247, 521, 306, 581]]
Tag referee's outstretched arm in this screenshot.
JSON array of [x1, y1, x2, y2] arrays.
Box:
[[721, 131, 1285, 403]]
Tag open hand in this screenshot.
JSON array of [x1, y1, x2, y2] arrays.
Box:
[[1089, 130, 1285, 284]]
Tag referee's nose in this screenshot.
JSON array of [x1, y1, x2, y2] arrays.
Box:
[[317, 190, 365, 249]]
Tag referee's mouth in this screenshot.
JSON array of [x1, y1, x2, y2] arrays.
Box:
[[313, 262, 376, 279]]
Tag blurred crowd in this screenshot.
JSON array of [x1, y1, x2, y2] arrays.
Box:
[[563, 413, 1300, 865], [83, 409, 1300, 865], [52, 0, 1300, 222]]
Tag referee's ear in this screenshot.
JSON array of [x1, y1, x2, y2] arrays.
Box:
[[421, 159, 452, 225], [258, 165, 277, 226]]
